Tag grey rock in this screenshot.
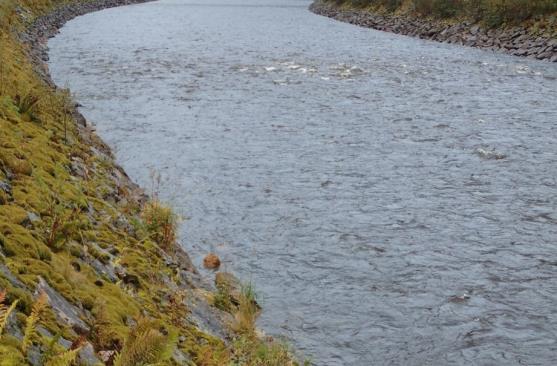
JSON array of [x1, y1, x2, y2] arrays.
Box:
[[27, 346, 42, 366], [89, 258, 118, 283], [0, 263, 26, 288], [37, 326, 72, 349], [98, 350, 116, 363], [0, 180, 11, 195], [36, 276, 90, 334], [537, 51, 552, 60], [172, 348, 192, 365], [22, 211, 41, 228], [78, 342, 102, 366], [70, 158, 88, 179], [167, 245, 197, 274], [185, 291, 233, 341]]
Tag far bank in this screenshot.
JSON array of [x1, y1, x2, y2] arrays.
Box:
[[310, 0, 557, 62]]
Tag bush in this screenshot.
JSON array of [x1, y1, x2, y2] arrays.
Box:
[[140, 200, 178, 251], [336, 0, 557, 23]]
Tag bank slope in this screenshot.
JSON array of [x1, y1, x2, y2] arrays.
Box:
[[0, 0, 299, 365]]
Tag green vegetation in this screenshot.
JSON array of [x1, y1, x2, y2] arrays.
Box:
[[331, 0, 557, 26], [1, 292, 81, 365], [0, 0, 302, 364], [113, 318, 176, 366]]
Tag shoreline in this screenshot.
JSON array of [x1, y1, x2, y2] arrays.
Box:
[[309, 0, 557, 62]]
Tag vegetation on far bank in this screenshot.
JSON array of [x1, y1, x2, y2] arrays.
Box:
[[328, 0, 557, 27], [0, 0, 302, 365]]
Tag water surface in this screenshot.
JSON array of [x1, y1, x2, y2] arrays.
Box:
[[49, 1, 557, 364]]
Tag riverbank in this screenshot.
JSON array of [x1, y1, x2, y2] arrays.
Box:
[[0, 0, 298, 364], [310, 0, 557, 62]]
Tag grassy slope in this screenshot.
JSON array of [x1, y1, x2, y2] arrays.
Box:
[[329, 0, 557, 28], [0, 0, 298, 365]]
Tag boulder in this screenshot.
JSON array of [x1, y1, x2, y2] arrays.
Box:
[[203, 253, 221, 270]]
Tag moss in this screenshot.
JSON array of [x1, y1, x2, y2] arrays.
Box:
[[0, 337, 25, 366], [0, 1, 300, 364], [0, 205, 28, 225]]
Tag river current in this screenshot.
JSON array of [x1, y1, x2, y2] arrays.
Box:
[[48, 1, 557, 364]]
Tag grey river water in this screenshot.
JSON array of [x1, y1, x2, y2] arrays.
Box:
[[48, 1, 557, 364]]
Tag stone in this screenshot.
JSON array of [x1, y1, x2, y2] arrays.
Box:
[[160, 246, 197, 273], [172, 349, 192, 364], [0, 180, 11, 195], [90, 258, 118, 283], [22, 211, 41, 228], [203, 253, 221, 269], [185, 290, 233, 340], [98, 350, 116, 363], [36, 276, 90, 333], [536, 51, 552, 60], [70, 158, 88, 179], [78, 342, 102, 366], [550, 54, 557, 63], [0, 264, 26, 288]]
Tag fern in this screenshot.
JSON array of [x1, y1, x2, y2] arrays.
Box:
[[21, 292, 48, 354], [44, 347, 81, 366], [0, 289, 19, 337], [113, 318, 176, 366], [42, 332, 62, 363]]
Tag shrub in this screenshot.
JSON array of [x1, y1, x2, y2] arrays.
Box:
[[140, 200, 178, 251], [232, 283, 260, 335]]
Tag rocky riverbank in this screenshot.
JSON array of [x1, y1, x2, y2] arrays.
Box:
[[0, 0, 298, 364], [310, 1, 557, 62]]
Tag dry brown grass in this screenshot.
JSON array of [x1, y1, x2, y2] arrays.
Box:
[[336, 0, 557, 25]]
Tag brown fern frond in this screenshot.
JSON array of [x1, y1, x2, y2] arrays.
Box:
[[44, 347, 81, 366], [0, 297, 19, 337], [21, 291, 48, 354]]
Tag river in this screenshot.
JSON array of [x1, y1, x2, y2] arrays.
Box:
[[48, 0, 557, 364]]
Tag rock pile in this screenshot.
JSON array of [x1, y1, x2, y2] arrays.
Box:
[[310, 1, 557, 62]]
